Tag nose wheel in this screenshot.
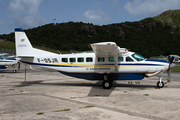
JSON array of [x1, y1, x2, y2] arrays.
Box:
[[157, 77, 164, 88], [157, 81, 164, 88]]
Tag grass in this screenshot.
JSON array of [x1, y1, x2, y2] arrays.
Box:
[[79, 105, 95, 109], [54, 109, 70, 112], [37, 112, 44, 115], [171, 66, 180, 72], [9, 89, 15, 90], [143, 94, 149, 96], [1, 75, 4, 77], [0, 41, 15, 49]]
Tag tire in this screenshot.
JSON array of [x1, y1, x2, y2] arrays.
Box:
[[157, 81, 164, 88], [102, 80, 112, 89], [13, 70, 17, 73]]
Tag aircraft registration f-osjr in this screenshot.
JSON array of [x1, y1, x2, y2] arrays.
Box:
[[15, 28, 175, 89]]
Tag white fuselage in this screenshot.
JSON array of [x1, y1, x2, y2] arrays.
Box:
[[20, 51, 170, 74], [0, 55, 18, 67]]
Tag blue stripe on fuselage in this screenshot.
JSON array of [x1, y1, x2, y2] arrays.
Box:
[[59, 71, 145, 80], [0, 61, 14, 62], [6, 58, 16, 60], [0, 66, 6, 69]]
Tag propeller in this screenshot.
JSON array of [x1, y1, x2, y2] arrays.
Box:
[[18, 62, 20, 71], [167, 56, 175, 82]]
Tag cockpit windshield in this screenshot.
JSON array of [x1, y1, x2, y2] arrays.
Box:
[[0, 55, 6, 60], [132, 53, 145, 61]]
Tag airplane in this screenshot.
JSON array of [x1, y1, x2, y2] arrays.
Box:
[[0, 54, 20, 73], [14, 28, 175, 89]]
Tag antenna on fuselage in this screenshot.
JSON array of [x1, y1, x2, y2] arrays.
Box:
[[57, 50, 61, 54]]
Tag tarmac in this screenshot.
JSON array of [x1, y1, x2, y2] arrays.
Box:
[[0, 63, 180, 120]]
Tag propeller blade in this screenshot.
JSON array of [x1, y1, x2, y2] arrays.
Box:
[[167, 56, 174, 82], [18, 62, 20, 70], [169, 56, 174, 65]]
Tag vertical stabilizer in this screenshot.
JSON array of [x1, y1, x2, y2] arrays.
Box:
[[15, 28, 34, 57]]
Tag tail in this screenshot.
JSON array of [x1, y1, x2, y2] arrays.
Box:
[[15, 28, 34, 57], [15, 28, 58, 58]]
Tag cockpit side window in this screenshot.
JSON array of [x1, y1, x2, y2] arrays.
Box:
[[132, 53, 145, 61], [126, 57, 134, 62], [0, 56, 6, 60]]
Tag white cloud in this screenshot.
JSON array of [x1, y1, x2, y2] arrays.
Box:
[[124, 0, 180, 16], [83, 9, 110, 25], [8, 0, 46, 28]]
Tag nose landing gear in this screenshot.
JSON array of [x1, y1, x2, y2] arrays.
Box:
[[157, 77, 164, 88]]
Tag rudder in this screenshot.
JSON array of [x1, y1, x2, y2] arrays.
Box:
[[15, 28, 34, 57]]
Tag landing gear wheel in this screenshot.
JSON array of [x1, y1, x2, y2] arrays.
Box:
[[13, 69, 17, 73], [102, 80, 112, 89], [157, 81, 164, 88]]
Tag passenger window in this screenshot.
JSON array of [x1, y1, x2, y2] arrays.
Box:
[[78, 57, 84, 62], [86, 57, 93, 62], [109, 57, 114, 62], [126, 57, 134, 62], [118, 57, 123, 62], [62, 58, 68, 62], [69, 58, 76, 62], [98, 57, 105, 62]]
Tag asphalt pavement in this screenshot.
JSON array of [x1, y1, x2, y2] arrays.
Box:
[[0, 63, 180, 120]]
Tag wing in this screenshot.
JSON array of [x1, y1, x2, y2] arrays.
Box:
[[90, 42, 128, 71], [90, 42, 128, 57]]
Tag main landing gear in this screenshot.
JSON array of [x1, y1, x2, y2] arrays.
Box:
[[102, 74, 113, 89]]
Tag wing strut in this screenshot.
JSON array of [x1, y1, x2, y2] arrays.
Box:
[[114, 53, 118, 71]]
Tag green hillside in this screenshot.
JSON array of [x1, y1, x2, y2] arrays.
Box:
[[0, 40, 15, 49], [1, 10, 180, 57]]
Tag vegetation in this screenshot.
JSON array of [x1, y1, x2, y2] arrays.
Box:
[[36, 112, 44, 115], [171, 66, 180, 72], [79, 105, 95, 109], [0, 41, 15, 49], [54, 109, 70, 112], [1, 10, 180, 57]]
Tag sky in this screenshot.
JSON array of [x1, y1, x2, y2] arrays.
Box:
[[0, 0, 180, 35]]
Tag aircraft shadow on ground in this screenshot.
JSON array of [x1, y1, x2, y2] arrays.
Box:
[[15, 80, 156, 96]]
